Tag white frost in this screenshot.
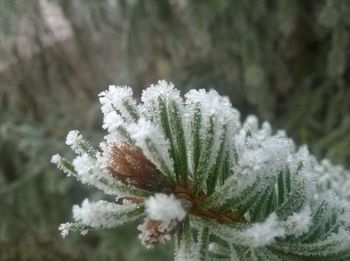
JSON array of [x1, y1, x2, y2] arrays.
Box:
[[283, 206, 312, 237], [72, 199, 139, 228], [145, 193, 186, 221], [66, 130, 80, 146], [141, 80, 182, 119], [242, 213, 285, 247], [58, 222, 88, 238], [184, 89, 240, 174], [50, 154, 61, 164], [138, 218, 178, 249], [102, 111, 124, 132], [72, 153, 123, 195], [53, 80, 350, 258], [65, 130, 95, 155], [58, 222, 72, 238], [127, 118, 174, 176], [99, 85, 138, 123], [50, 153, 76, 177]]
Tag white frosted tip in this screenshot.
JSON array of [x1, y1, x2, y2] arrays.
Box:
[[145, 193, 186, 221]]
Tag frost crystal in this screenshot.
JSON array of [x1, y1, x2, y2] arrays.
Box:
[[53, 80, 350, 260], [72, 199, 141, 229], [145, 194, 186, 221], [50, 154, 60, 164], [99, 85, 138, 122], [284, 206, 312, 237], [138, 218, 178, 248], [65, 130, 95, 156], [72, 154, 120, 195], [65, 130, 80, 147], [102, 111, 124, 132], [73, 154, 95, 179], [141, 80, 182, 118], [243, 213, 285, 247], [58, 222, 72, 238], [58, 222, 88, 238], [50, 153, 76, 177]]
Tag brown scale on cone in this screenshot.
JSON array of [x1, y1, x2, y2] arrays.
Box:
[[107, 143, 173, 193]]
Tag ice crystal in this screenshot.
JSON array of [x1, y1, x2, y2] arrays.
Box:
[[99, 85, 138, 122], [283, 206, 312, 237], [145, 193, 186, 221], [138, 218, 178, 248], [127, 118, 175, 177], [58, 222, 88, 238], [72, 199, 141, 229], [50, 154, 61, 164], [141, 80, 182, 119], [58, 222, 71, 238], [242, 213, 285, 247], [52, 80, 350, 260]]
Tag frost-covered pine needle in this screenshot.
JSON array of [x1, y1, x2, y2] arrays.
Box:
[[52, 80, 350, 261]]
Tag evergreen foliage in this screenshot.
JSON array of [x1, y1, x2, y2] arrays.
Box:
[[53, 81, 350, 260], [1, 1, 350, 260]]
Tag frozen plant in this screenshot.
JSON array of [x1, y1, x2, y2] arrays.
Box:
[[52, 80, 350, 260]]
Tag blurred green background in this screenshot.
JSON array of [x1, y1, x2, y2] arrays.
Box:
[[1, 0, 350, 260]]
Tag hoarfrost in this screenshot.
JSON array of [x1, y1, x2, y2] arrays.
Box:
[[127, 118, 174, 176], [138, 218, 178, 248], [65, 130, 80, 147], [102, 111, 124, 132], [50, 154, 61, 165], [141, 80, 182, 118], [99, 85, 138, 122], [242, 213, 285, 247], [72, 199, 139, 228], [284, 206, 312, 237], [145, 193, 186, 221], [184, 89, 240, 174], [72, 153, 123, 195], [65, 130, 95, 156], [53, 80, 350, 259]]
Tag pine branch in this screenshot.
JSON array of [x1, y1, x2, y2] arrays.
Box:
[[52, 80, 350, 260]]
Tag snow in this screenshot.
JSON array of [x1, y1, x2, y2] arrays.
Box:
[[284, 206, 312, 237], [145, 193, 186, 221], [242, 213, 285, 247]]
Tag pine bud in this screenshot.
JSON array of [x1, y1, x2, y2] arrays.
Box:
[[107, 143, 172, 193]]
